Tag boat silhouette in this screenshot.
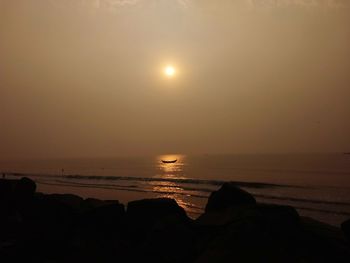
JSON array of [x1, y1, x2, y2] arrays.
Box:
[[161, 159, 177, 164]]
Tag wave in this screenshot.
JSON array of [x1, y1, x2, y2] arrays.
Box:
[[39, 178, 350, 207], [33, 178, 350, 216], [255, 194, 350, 207], [290, 206, 350, 216], [36, 179, 205, 214], [6, 172, 350, 218], [36, 180, 209, 199], [7, 172, 297, 189], [36, 180, 350, 217]]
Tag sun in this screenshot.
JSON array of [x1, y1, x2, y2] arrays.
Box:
[[164, 65, 176, 78]]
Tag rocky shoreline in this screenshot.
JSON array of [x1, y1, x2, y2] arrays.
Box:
[[1, 177, 350, 262]]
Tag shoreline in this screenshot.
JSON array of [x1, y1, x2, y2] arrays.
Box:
[[1, 177, 350, 262], [3, 171, 350, 226]]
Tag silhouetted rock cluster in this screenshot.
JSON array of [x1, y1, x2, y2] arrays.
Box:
[[1, 178, 350, 262], [342, 219, 350, 241]]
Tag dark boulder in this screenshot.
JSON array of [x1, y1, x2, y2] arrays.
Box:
[[257, 204, 299, 226], [69, 201, 127, 262], [127, 198, 188, 222], [341, 219, 350, 241], [126, 198, 193, 262], [78, 201, 125, 227], [14, 177, 36, 199], [47, 193, 84, 211], [0, 178, 36, 243], [205, 183, 256, 213], [137, 215, 196, 263], [0, 179, 14, 200], [197, 204, 298, 228], [73, 202, 126, 251], [20, 193, 81, 226], [126, 198, 190, 245], [195, 206, 350, 263], [22, 193, 78, 224], [194, 213, 298, 263], [81, 198, 118, 211], [298, 217, 350, 262], [0, 177, 36, 227], [0, 177, 36, 203], [196, 205, 261, 227]]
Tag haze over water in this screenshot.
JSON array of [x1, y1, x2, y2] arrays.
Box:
[[1, 1, 350, 159]]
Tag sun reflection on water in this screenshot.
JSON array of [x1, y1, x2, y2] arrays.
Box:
[[156, 154, 186, 178], [150, 154, 198, 217]]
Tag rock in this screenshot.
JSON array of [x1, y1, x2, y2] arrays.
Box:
[[126, 198, 190, 245], [1, 177, 350, 262], [257, 204, 299, 226], [196, 205, 261, 227], [14, 177, 36, 199], [302, 217, 345, 241], [0, 179, 14, 200], [47, 193, 84, 211], [81, 198, 119, 211], [23, 193, 77, 224], [298, 217, 350, 262], [195, 203, 304, 262], [20, 193, 81, 229], [194, 215, 295, 263], [0, 178, 36, 245], [341, 219, 350, 241], [137, 216, 196, 263], [0, 177, 36, 202], [205, 183, 256, 213], [195, 208, 350, 263], [73, 202, 126, 252], [127, 199, 195, 262], [69, 201, 127, 262], [197, 203, 298, 228], [127, 198, 188, 222], [79, 202, 125, 227]]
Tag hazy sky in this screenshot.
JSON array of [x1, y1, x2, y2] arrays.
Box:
[[1, 0, 350, 159]]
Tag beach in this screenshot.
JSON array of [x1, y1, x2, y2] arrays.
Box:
[[2, 153, 350, 226]]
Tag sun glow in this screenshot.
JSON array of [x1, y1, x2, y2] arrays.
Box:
[[164, 65, 176, 78]]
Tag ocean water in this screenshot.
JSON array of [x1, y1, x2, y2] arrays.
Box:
[[1, 153, 350, 226]]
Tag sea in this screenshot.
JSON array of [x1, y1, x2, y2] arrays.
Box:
[[1, 153, 350, 226]]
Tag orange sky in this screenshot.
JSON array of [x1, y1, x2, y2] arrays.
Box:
[[0, 1, 350, 159]]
